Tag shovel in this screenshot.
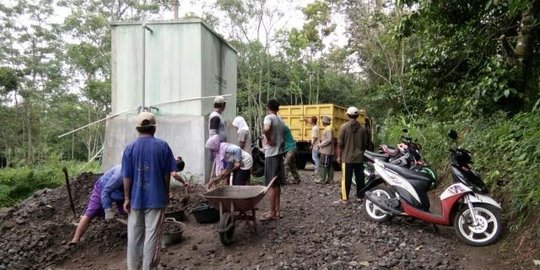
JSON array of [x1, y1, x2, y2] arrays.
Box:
[[62, 167, 77, 220], [115, 218, 127, 225]]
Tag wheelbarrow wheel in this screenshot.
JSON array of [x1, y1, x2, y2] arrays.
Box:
[[218, 212, 235, 246]]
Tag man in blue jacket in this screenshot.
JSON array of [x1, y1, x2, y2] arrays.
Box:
[[68, 164, 124, 245]]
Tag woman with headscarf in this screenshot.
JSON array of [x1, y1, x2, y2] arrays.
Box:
[[205, 135, 252, 188], [232, 116, 251, 153]]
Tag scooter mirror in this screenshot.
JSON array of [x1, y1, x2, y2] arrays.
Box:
[[448, 130, 458, 140]]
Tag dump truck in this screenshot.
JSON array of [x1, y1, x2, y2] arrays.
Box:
[[279, 104, 374, 170]]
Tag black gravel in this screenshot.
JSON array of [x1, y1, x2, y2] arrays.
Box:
[[235, 172, 463, 270]]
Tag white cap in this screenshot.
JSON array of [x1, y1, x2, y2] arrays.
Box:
[[346, 106, 359, 116], [136, 112, 157, 127], [214, 96, 226, 104]]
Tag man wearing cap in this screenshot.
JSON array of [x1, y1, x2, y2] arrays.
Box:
[[335, 107, 369, 204], [317, 116, 334, 184], [209, 96, 228, 142], [121, 111, 178, 270]]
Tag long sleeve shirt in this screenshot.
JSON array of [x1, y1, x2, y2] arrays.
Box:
[[319, 125, 334, 155], [99, 165, 125, 209]]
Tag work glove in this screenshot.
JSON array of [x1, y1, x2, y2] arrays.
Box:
[[104, 208, 115, 221]]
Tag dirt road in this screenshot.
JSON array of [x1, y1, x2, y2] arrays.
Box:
[[52, 169, 519, 270]]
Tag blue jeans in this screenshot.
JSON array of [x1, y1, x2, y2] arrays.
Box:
[[312, 149, 320, 172]]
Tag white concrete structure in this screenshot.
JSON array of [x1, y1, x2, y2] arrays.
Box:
[[102, 20, 237, 182]]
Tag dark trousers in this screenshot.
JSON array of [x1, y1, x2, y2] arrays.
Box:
[[341, 163, 365, 200], [232, 169, 251, 185]]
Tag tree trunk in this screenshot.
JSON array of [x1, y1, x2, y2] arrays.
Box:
[[171, 0, 179, 19], [316, 68, 320, 104], [26, 102, 33, 165]]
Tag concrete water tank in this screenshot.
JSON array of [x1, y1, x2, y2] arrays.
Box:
[[102, 19, 237, 182]]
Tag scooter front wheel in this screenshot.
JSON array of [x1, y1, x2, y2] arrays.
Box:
[[364, 185, 394, 222], [454, 203, 502, 246]]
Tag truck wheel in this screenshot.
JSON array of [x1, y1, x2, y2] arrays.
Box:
[[296, 158, 307, 170]]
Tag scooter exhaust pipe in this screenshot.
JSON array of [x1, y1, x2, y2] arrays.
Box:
[[365, 191, 403, 215]]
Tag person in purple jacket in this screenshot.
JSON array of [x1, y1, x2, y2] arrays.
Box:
[[68, 164, 125, 245], [122, 111, 178, 270]]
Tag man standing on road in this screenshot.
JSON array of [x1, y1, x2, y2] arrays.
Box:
[[283, 124, 301, 184], [262, 99, 285, 220], [310, 116, 320, 174], [317, 116, 334, 184], [122, 111, 177, 270], [209, 96, 228, 142], [335, 107, 369, 205]]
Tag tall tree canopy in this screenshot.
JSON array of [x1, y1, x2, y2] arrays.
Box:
[[0, 0, 538, 166]]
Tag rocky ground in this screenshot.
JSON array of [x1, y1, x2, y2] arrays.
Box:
[[0, 169, 534, 269]]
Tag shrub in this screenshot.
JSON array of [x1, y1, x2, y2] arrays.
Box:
[[0, 161, 100, 207]]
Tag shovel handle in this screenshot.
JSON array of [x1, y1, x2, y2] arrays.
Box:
[[63, 167, 77, 219], [115, 218, 127, 225]]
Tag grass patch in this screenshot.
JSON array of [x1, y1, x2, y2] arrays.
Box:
[[0, 160, 100, 207]]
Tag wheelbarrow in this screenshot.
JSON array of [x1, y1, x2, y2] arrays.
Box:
[[203, 177, 276, 246]]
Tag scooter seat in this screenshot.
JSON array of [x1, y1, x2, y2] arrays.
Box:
[[383, 162, 433, 182], [365, 150, 389, 160]]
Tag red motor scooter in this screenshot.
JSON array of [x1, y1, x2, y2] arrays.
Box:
[[363, 130, 503, 246]]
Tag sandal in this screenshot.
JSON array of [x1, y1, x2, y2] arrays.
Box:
[[67, 241, 78, 246], [332, 199, 349, 205], [260, 213, 278, 221]]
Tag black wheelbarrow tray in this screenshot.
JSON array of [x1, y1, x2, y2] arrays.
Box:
[[202, 177, 276, 246]]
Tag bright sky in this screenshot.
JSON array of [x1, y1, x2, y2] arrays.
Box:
[[146, 0, 348, 52], [46, 0, 349, 55]]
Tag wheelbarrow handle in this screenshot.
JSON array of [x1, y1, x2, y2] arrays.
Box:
[[263, 176, 278, 193]]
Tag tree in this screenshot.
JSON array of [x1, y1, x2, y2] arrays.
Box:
[[338, 0, 540, 118], [215, 0, 287, 139], [0, 0, 65, 165], [287, 0, 336, 104], [58, 0, 167, 161]]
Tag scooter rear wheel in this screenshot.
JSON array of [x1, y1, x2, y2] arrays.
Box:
[[454, 203, 502, 246], [364, 185, 394, 222]]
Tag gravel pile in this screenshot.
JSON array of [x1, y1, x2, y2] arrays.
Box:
[[0, 172, 133, 269], [0, 172, 200, 270], [1, 170, 508, 269], [228, 173, 463, 269]]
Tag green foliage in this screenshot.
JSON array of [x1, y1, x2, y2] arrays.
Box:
[[343, 0, 540, 119], [379, 111, 540, 229], [0, 67, 19, 96], [0, 161, 100, 207]]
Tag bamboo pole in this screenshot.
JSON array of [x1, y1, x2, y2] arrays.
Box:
[[57, 94, 233, 139]]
